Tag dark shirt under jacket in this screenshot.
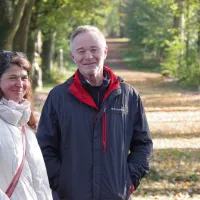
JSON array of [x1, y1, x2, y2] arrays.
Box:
[[78, 70, 110, 108]]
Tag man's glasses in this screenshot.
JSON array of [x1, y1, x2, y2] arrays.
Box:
[[0, 50, 27, 59], [75, 48, 100, 56]]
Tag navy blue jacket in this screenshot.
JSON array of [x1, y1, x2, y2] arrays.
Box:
[[36, 66, 153, 200]]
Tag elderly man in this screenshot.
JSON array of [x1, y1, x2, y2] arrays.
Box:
[[37, 25, 153, 200]]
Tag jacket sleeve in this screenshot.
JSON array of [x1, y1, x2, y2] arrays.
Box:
[[0, 189, 10, 200], [36, 92, 61, 191], [128, 95, 153, 190]]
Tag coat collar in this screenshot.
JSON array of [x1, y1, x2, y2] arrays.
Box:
[[0, 98, 31, 126], [68, 66, 120, 110]]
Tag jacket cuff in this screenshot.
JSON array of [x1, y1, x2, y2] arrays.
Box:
[[130, 185, 135, 194], [131, 174, 140, 190]]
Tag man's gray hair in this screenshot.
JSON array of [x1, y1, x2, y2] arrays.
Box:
[[70, 25, 107, 51]]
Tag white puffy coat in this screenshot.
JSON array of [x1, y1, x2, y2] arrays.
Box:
[[0, 98, 53, 200]]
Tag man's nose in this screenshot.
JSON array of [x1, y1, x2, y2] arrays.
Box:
[[85, 50, 93, 59]]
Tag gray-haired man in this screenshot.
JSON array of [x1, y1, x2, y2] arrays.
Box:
[[37, 25, 153, 200]]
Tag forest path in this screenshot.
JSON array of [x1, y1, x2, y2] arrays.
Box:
[[105, 38, 200, 149], [105, 38, 200, 199]]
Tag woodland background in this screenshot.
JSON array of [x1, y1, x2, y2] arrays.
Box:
[[0, 0, 200, 199]]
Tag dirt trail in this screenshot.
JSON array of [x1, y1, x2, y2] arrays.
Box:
[[105, 38, 200, 149], [106, 39, 200, 199]]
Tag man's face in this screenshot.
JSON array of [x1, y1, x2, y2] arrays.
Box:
[[70, 31, 108, 77]]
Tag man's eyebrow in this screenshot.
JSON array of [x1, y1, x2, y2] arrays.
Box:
[[76, 47, 84, 51], [90, 46, 99, 48], [76, 46, 99, 51]]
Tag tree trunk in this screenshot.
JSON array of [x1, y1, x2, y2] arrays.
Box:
[[185, 1, 190, 64], [180, 3, 185, 56], [41, 32, 56, 80], [197, 7, 200, 53], [13, 0, 36, 53], [27, 31, 37, 64], [180, 13, 185, 42], [0, 0, 13, 48], [198, 30, 200, 53], [1, 0, 27, 50], [173, 0, 182, 35], [119, 0, 125, 38]]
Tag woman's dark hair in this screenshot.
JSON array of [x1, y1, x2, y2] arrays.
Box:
[[0, 51, 37, 131]]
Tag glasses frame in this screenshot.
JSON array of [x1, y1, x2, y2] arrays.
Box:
[[75, 47, 101, 57]]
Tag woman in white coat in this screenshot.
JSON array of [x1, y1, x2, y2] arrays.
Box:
[[0, 50, 53, 200]]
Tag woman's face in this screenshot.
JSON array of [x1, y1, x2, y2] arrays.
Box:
[[0, 64, 29, 103]]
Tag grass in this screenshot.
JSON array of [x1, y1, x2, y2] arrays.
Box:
[[35, 83, 55, 93], [123, 49, 161, 73], [134, 148, 200, 198], [35, 63, 77, 93]]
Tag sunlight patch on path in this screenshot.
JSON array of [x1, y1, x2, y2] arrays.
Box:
[[147, 111, 200, 122], [113, 70, 161, 82], [153, 138, 200, 149], [146, 106, 200, 112], [131, 195, 200, 200], [143, 93, 200, 107], [147, 110, 200, 136]]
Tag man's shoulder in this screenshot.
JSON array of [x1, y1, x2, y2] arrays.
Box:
[[119, 80, 139, 96]]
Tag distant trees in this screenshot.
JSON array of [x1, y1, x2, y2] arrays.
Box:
[[0, 0, 27, 50], [120, 0, 200, 89], [1, 0, 199, 89], [0, 0, 111, 86]]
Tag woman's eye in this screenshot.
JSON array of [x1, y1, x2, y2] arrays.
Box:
[[9, 77, 16, 80]]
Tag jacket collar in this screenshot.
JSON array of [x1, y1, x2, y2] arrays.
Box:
[[0, 98, 31, 126], [68, 66, 120, 110], [78, 69, 111, 88]]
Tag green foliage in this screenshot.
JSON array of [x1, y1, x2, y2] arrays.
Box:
[[178, 52, 200, 89], [43, 66, 69, 85], [123, 48, 160, 72], [161, 1, 200, 89], [147, 167, 163, 181], [34, 0, 111, 36], [161, 37, 185, 76], [103, 0, 120, 37], [30, 0, 112, 83], [43, 61, 77, 85], [121, 0, 200, 90], [122, 0, 174, 72]]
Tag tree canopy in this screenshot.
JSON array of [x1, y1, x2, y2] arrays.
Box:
[[120, 0, 200, 89]]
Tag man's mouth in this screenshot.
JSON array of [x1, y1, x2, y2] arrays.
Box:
[[84, 62, 96, 65]]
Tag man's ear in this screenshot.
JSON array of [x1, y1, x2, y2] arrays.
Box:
[[104, 47, 108, 59], [70, 52, 75, 62]]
